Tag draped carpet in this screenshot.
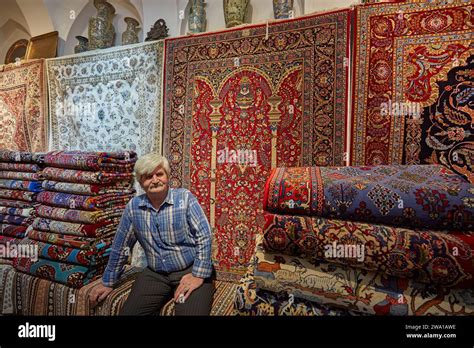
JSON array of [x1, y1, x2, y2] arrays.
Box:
[[47, 41, 164, 156], [0, 60, 47, 152], [351, 1, 473, 182], [164, 10, 351, 281]]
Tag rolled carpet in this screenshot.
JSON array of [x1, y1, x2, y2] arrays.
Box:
[[0, 179, 43, 192], [264, 165, 474, 231], [44, 151, 137, 172], [17, 238, 112, 267], [27, 229, 115, 249], [0, 214, 34, 226], [254, 236, 474, 315], [0, 171, 42, 181], [262, 213, 474, 288], [32, 217, 119, 238], [42, 167, 133, 185], [36, 191, 134, 211], [0, 162, 40, 172], [42, 180, 134, 196], [0, 235, 22, 246], [0, 189, 37, 202], [0, 224, 28, 238], [0, 206, 36, 218], [0, 151, 43, 163], [36, 205, 125, 224], [13, 256, 106, 288], [14, 267, 140, 315], [0, 264, 16, 314], [0, 199, 33, 209]]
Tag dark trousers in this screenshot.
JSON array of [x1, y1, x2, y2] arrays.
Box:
[[120, 265, 214, 316]]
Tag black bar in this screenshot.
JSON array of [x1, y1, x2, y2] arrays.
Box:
[[0, 316, 472, 346]]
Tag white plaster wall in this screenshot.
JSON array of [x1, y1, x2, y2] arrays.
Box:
[[42, 0, 89, 56], [305, 0, 359, 13], [142, 0, 179, 38], [16, 0, 54, 36], [0, 0, 30, 31]]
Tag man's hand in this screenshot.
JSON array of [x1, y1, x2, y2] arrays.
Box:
[[89, 284, 113, 307], [174, 273, 204, 303]]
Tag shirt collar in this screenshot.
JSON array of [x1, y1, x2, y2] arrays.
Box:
[[139, 188, 174, 210]]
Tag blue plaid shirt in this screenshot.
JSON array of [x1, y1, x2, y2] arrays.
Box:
[[102, 188, 213, 287]]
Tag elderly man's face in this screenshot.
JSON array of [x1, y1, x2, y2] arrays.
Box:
[[140, 165, 169, 195]]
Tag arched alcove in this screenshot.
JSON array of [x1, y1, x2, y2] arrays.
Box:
[[0, 18, 30, 64], [62, 0, 144, 56]]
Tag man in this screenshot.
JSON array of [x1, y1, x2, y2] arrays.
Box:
[[89, 153, 214, 315]]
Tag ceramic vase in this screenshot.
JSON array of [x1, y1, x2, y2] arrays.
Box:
[[188, 0, 206, 33], [273, 0, 294, 19], [74, 36, 89, 53], [88, 0, 116, 50], [122, 17, 140, 45], [223, 0, 249, 28]]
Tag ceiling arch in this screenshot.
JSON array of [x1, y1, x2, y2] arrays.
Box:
[[0, 0, 30, 34], [15, 0, 53, 36], [0, 18, 30, 37]]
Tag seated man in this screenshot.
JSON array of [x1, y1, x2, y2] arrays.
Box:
[[90, 153, 214, 315]]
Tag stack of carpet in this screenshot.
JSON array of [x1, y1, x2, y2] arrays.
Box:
[[235, 165, 474, 315], [0, 151, 44, 265], [13, 151, 136, 289], [0, 150, 44, 315]]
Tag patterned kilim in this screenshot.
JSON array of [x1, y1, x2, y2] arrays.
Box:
[[0, 60, 47, 151], [351, 1, 473, 181], [94, 275, 237, 315], [164, 10, 351, 281], [14, 267, 140, 315], [94, 268, 141, 316], [0, 264, 16, 314], [160, 280, 237, 316], [47, 41, 164, 156]]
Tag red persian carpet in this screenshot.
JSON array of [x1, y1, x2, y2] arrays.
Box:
[[163, 10, 351, 281], [350, 1, 473, 182], [0, 59, 47, 152]]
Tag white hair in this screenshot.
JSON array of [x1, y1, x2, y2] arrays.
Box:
[[133, 153, 171, 182]]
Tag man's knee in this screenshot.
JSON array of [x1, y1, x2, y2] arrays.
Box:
[[119, 269, 172, 315], [174, 282, 214, 316]]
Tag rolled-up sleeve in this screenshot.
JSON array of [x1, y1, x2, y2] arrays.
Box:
[[102, 202, 137, 287], [187, 193, 213, 279]]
